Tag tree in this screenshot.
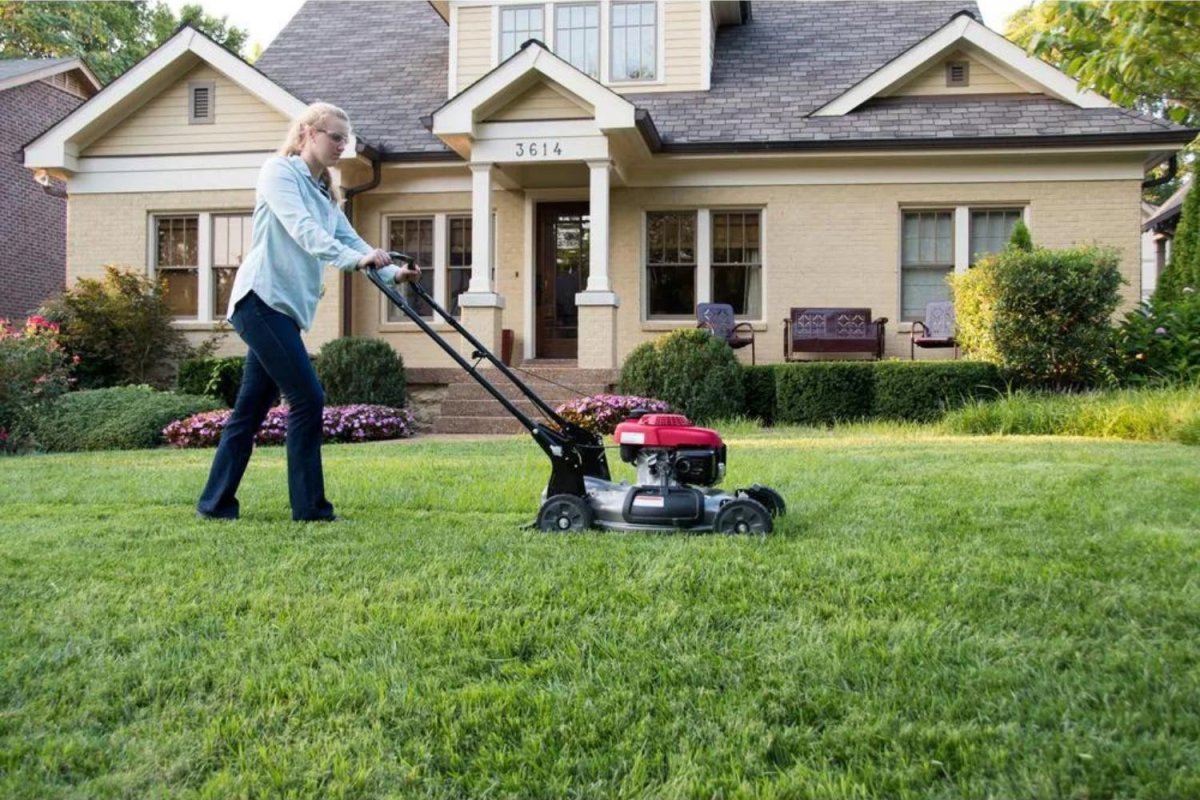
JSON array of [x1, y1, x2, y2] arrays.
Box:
[[0, 1, 248, 85], [1156, 171, 1200, 303]]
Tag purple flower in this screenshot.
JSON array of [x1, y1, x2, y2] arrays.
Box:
[[1155, 326, 1168, 336]]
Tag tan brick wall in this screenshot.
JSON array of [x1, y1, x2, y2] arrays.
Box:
[[66, 190, 344, 356]]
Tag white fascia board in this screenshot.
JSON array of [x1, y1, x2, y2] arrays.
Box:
[[813, 15, 1114, 117], [24, 27, 311, 171], [432, 43, 636, 137]]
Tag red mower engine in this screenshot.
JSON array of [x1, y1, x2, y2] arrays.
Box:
[[614, 414, 726, 487]]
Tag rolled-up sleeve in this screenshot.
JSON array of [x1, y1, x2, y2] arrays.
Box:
[[259, 158, 363, 270]]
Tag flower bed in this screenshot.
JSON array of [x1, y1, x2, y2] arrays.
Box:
[[164, 403, 416, 448], [554, 394, 670, 435]]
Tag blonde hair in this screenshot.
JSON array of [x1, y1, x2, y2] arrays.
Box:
[[278, 101, 350, 204]]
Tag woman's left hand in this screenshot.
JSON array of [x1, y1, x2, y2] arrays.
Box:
[[395, 263, 422, 284]]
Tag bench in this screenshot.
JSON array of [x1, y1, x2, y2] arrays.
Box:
[[783, 307, 888, 361]]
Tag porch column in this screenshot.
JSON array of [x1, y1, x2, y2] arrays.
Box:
[[458, 162, 505, 363], [576, 159, 619, 369]]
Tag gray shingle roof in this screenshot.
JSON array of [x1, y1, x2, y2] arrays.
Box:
[[254, 0, 1194, 157], [0, 58, 76, 83]]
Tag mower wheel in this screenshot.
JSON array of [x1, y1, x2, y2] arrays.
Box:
[[537, 494, 594, 532], [740, 484, 786, 517], [713, 497, 772, 535]]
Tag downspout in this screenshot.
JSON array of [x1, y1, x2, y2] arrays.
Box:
[[1143, 154, 1178, 190], [340, 143, 383, 337]]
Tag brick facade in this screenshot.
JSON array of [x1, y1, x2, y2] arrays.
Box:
[[0, 80, 84, 320]]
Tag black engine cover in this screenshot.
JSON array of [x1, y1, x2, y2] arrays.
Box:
[[622, 486, 705, 525]]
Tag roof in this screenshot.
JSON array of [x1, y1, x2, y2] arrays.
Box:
[[0, 57, 100, 94], [1144, 177, 1191, 233], [247, 0, 1198, 158]]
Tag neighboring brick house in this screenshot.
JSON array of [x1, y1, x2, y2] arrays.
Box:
[[0, 59, 100, 320]]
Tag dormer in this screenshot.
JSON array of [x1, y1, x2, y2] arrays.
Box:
[[435, 0, 749, 97]]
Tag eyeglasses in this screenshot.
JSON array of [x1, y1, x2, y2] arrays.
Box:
[[316, 129, 349, 145]]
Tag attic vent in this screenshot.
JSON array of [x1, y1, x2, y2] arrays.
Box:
[[188, 81, 215, 124], [945, 60, 970, 87]]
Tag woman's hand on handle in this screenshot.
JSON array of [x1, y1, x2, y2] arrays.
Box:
[[357, 249, 393, 269]]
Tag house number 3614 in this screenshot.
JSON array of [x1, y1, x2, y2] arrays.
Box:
[[515, 141, 563, 157]]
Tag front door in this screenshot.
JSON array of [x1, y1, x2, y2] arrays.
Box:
[[536, 202, 590, 359]]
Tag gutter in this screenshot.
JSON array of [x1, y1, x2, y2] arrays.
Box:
[[340, 141, 384, 337], [1142, 154, 1178, 190]]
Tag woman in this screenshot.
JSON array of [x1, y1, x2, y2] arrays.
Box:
[[197, 102, 418, 522]]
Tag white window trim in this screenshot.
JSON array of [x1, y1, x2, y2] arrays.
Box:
[[550, 1, 601, 79], [378, 211, 496, 331], [498, 3, 548, 63], [641, 205, 767, 325], [150, 210, 251, 327], [896, 202, 1029, 326]]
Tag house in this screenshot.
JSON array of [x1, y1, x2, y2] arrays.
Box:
[[1143, 177, 1191, 297], [21, 2, 1196, 414], [1, 58, 99, 319]]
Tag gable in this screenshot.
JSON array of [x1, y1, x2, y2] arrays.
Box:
[[883, 49, 1033, 97], [81, 62, 289, 157], [482, 79, 593, 122]]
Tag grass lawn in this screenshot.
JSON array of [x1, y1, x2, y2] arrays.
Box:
[[2, 429, 1198, 799]]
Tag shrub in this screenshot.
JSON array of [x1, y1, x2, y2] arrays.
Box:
[[0, 315, 75, 452], [554, 394, 671, 435], [1111, 288, 1200, 386], [39, 266, 209, 389], [775, 362, 875, 426], [163, 404, 416, 448], [177, 356, 246, 407], [1155, 167, 1200, 303], [620, 329, 744, 423], [950, 245, 1123, 390], [33, 386, 223, 452], [618, 340, 660, 398], [941, 386, 1200, 442], [873, 361, 1005, 422], [314, 337, 406, 408], [742, 365, 778, 424]]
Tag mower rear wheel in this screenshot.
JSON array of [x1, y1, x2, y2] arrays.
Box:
[[713, 497, 772, 535], [537, 494, 594, 532], [740, 484, 786, 517]]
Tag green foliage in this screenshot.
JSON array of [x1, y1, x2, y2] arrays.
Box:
[[950, 245, 1123, 390], [1008, 1, 1200, 128], [0, 316, 73, 451], [634, 329, 744, 423], [40, 266, 206, 390], [776, 362, 875, 426], [0, 1, 248, 84], [1155, 174, 1200, 303], [618, 340, 660, 398], [314, 337, 406, 409], [942, 385, 1200, 443], [31, 385, 221, 452], [873, 361, 1005, 423], [1008, 219, 1034, 252], [741, 365, 778, 425], [1111, 290, 1200, 386], [177, 356, 246, 407]]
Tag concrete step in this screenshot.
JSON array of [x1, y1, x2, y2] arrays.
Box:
[[446, 382, 611, 403], [432, 415, 528, 435], [439, 398, 550, 417]]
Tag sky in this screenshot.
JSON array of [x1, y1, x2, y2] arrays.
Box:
[[169, 0, 1036, 55]]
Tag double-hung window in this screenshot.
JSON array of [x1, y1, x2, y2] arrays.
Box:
[[554, 3, 600, 78], [500, 5, 545, 60], [153, 212, 252, 322], [611, 1, 656, 81], [384, 214, 478, 323]]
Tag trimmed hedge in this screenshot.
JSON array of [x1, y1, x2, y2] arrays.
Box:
[[742, 365, 778, 425], [314, 337, 406, 409], [617, 329, 744, 423], [33, 385, 223, 451], [766, 360, 1004, 426]]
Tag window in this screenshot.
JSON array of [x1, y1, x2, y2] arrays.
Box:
[[153, 212, 252, 322], [500, 5, 544, 61], [901, 210, 954, 321], [646, 211, 696, 318], [188, 81, 215, 124], [447, 216, 473, 317], [970, 208, 1022, 265], [156, 216, 200, 317], [611, 1, 656, 81], [711, 211, 762, 318], [387, 217, 435, 320], [555, 4, 600, 78]]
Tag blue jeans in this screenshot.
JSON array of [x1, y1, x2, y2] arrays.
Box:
[[197, 292, 334, 521]]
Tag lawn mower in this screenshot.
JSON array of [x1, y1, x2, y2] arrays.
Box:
[[367, 252, 786, 534]]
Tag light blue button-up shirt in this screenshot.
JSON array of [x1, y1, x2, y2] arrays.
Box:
[[226, 154, 399, 331]]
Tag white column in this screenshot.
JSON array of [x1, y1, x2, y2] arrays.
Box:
[[953, 206, 970, 274], [469, 162, 495, 293], [696, 208, 712, 305], [584, 159, 614, 297]]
